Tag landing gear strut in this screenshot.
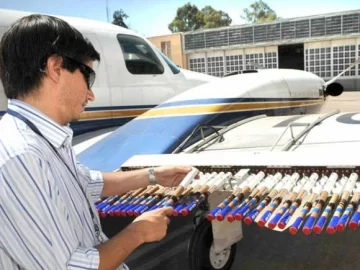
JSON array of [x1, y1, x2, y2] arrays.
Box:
[[187, 218, 237, 270]]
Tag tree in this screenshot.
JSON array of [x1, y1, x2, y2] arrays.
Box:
[[168, 3, 204, 32], [168, 3, 232, 33], [201, 6, 232, 29], [112, 9, 129, 28], [241, 0, 277, 23]]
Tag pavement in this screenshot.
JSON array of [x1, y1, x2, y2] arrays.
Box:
[[320, 91, 360, 113]]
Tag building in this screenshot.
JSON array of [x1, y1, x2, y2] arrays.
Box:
[[150, 9, 360, 90], [148, 33, 186, 69]]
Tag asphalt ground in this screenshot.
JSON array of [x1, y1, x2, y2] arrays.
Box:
[[320, 91, 360, 113]]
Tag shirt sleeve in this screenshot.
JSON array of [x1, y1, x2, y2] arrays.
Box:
[[0, 153, 100, 269], [76, 161, 104, 203]]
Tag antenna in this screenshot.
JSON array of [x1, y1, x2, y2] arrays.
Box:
[[106, 0, 110, 22]]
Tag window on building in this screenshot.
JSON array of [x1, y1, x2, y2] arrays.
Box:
[[161, 41, 172, 60], [245, 53, 264, 70], [358, 45, 360, 76], [343, 14, 360, 34], [305, 47, 331, 78], [225, 54, 244, 75], [333, 45, 356, 76], [117, 34, 164, 75], [265, 52, 277, 69], [184, 33, 205, 50], [206, 30, 228, 48], [189, 58, 206, 74], [207, 56, 224, 77]]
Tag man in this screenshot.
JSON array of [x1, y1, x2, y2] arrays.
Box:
[[0, 14, 193, 269]]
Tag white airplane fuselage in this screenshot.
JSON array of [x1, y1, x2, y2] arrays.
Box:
[[76, 68, 336, 171], [0, 9, 218, 135]]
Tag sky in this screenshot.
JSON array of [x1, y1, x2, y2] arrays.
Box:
[[0, 0, 359, 37]]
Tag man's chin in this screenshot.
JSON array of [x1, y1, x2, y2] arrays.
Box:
[[71, 115, 81, 122]]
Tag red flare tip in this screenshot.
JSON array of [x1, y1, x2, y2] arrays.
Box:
[[121, 210, 127, 217], [227, 215, 235, 223], [267, 221, 276, 229], [100, 212, 107, 218], [289, 226, 298, 235], [336, 223, 345, 232], [278, 221, 286, 229], [180, 209, 189, 216], [313, 225, 323, 235], [258, 219, 266, 228], [97, 209, 102, 214], [115, 210, 121, 216], [172, 210, 179, 217], [326, 226, 336, 235], [207, 214, 215, 221], [244, 216, 253, 225], [134, 211, 140, 217], [302, 227, 311, 235], [216, 215, 224, 221], [127, 210, 134, 216], [108, 210, 114, 216], [235, 213, 243, 221], [349, 221, 358, 230]]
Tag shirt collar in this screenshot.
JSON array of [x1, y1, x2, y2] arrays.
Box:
[[8, 99, 73, 148]]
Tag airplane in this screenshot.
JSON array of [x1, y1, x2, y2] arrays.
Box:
[[74, 61, 351, 172], [0, 9, 218, 135]]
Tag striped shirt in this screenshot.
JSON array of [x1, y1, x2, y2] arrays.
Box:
[[0, 99, 127, 269]]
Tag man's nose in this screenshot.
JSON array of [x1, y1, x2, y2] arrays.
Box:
[[87, 89, 95, 101]]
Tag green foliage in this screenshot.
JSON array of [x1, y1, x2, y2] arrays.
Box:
[[168, 3, 232, 32], [241, 0, 277, 23], [112, 9, 129, 28], [168, 3, 204, 32], [201, 6, 232, 29]]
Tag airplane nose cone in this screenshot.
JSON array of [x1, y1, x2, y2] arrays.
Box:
[[325, 82, 343, 97]]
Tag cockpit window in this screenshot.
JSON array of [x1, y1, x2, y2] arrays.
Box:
[[117, 34, 164, 75], [157, 50, 181, 74]]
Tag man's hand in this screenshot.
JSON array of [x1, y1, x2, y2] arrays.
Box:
[[131, 207, 174, 243], [154, 166, 194, 187]]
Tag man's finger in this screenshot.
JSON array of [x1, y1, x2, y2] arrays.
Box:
[[160, 206, 174, 216], [175, 166, 193, 173], [164, 216, 170, 225]]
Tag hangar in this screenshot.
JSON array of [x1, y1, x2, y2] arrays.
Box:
[[150, 9, 360, 90]]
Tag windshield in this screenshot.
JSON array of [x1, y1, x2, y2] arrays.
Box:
[[157, 49, 181, 74]]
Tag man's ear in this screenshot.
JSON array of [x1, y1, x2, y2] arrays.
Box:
[[45, 56, 63, 83]]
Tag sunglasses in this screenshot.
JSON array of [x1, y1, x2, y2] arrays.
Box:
[[64, 56, 96, 89]]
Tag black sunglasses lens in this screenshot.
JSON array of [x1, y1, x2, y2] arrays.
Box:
[[79, 65, 95, 89], [88, 72, 95, 88], [65, 56, 96, 89]]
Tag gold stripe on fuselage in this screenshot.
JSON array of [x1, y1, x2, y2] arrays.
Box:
[[80, 108, 148, 121], [137, 99, 324, 118], [79, 99, 324, 121]]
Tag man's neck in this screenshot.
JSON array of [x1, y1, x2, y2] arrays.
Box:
[[18, 94, 66, 126]]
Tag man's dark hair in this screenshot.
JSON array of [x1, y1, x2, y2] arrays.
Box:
[[0, 14, 101, 99]]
